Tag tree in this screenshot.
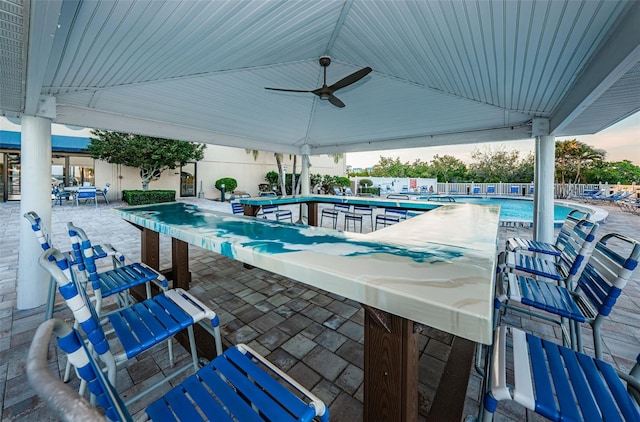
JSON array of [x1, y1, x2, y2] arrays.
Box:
[[468, 146, 521, 182], [429, 154, 468, 182], [584, 160, 640, 184], [88, 131, 206, 190], [369, 156, 408, 177], [555, 139, 605, 197]]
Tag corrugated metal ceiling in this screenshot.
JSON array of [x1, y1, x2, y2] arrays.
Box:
[[2, 0, 639, 154]]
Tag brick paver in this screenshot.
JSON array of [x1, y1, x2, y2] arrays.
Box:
[[1, 198, 638, 421]]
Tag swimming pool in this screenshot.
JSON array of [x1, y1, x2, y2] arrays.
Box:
[[417, 196, 579, 224]]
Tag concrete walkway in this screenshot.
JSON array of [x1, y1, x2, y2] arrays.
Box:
[[1, 197, 638, 421]]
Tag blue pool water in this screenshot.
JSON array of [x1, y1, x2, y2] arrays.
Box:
[[420, 196, 574, 222]]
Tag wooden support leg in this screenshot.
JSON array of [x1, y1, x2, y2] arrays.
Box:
[[307, 203, 318, 226], [364, 306, 418, 422], [130, 227, 161, 301], [169, 238, 191, 290]]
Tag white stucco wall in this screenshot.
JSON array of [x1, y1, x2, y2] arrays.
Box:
[[2, 117, 346, 202], [95, 147, 346, 201]]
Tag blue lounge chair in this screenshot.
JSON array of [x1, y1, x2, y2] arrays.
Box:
[[509, 185, 519, 195], [39, 248, 223, 405], [27, 318, 329, 422], [596, 191, 632, 204], [332, 186, 343, 195], [480, 326, 640, 421], [472, 186, 481, 194], [486, 185, 496, 194]]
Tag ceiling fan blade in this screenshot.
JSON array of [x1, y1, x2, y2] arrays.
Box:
[[264, 87, 313, 93], [329, 66, 372, 91], [328, 95, 345, 108]]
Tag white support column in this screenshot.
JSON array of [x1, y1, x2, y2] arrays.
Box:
[[533, 121, 555, 243], [18, 116, 52, 309], [299, 145, 312, 225], [300, 145, 311, 195]]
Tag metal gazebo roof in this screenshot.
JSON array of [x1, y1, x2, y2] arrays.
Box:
[[1, 0, 639, 155]]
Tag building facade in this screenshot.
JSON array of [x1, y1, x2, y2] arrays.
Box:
[[0, 117, 346, 202]]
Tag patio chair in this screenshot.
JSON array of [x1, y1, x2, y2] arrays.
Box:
[[505, 209, 592, 257], [479, 325, 640, 421], [23, 211, 125, 320], [320, 208, 339, 229], [75, 186, 98, 207], [495, 233, 640, 359], [510, 185, 520, 195], [257, 204, 293, 222], [231, 202, 244, 215], [52, 185, 71, 205], [39, 248, 223, 405], [344, 187, 354, 196], [472, 186, 480, 194], [497, 217, 599, 288], [320, 204, 350, 229], [98, 183, 110, 204], [375, 208, 408, 230], [27, 318, 329, 422], [67, 222, 168, 316], [353, 205, 374, 228], [486, 185, 495, 194], [332, 186, 343, 195], [344, 212, 363, 232]]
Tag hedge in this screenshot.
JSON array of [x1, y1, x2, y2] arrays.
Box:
[[122, 190, 176, 205]]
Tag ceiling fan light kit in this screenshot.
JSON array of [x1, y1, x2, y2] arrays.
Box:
[[265, 56, 372, 108]]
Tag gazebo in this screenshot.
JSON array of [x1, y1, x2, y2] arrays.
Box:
[[1, 0, 638, 325]]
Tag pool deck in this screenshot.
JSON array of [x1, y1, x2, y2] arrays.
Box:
[[1, 197, 638, 421]]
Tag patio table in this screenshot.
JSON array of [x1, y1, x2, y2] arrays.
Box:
[[116, 201, 499, 421]]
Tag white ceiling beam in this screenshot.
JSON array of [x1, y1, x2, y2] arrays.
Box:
[[549, 2, 640, 135], [55, 105, 301, 155], [24, 0, 63, 115], [311, 125, 533, 155]]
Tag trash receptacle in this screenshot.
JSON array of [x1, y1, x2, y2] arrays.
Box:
[[522, 186, 526, 196]]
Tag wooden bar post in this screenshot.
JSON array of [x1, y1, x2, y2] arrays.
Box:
[[170, 238, 191, 290], [364, 307, 419, 422], [307, 203, 318, 226]]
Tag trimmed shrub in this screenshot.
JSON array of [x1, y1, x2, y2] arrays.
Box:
[[215, 178, 237, 192], [359, 178, 373, 187], [359, 186, 380, 196], [122, 190, 176, 205]]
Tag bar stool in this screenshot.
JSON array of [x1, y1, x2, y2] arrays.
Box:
[[321, 208, 339, 229], [344, 212, 363, 232], [353, 205, 373, 229], [375, 208, 408, 230]]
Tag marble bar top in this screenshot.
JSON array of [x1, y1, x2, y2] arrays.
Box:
[[239, 194, 442, 211], [116, 201, 500, 344]]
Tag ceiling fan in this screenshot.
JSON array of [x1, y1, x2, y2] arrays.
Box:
[[265, 56, 372, 108]]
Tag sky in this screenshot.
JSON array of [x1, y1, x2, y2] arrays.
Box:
[[346, 112, 640, 169]]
